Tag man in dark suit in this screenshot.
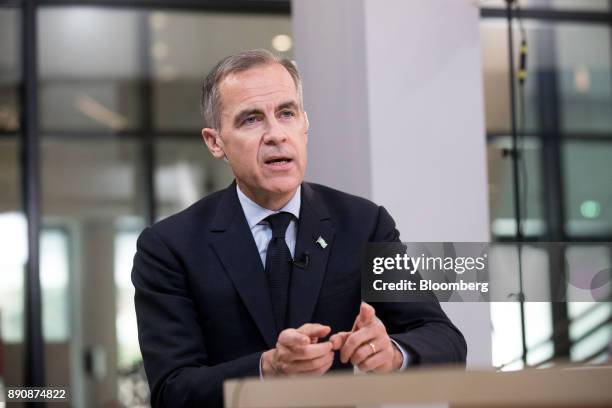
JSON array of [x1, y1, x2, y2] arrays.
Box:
[[132, 49, 466, 407]]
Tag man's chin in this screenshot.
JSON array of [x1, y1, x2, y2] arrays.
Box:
[[264, 177, 302, 196]]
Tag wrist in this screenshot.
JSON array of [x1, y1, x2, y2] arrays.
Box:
[[391, 342, 403, 371], [262, 349, 278, 377]]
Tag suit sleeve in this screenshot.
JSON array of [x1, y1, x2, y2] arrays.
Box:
[[132, 227, 261, 407], [370, 206, 468, 366]]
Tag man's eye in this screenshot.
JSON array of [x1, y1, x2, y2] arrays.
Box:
[[243, 116, 259, 126], [280, 110, 295, 119]]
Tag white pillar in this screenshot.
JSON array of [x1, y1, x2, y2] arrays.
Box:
[[293, 0, 492, 368]]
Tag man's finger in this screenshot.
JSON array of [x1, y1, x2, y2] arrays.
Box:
[[297, 323, 331, 340], [278, 329, 311, 347], [281, 351, 334, 374], [350, 339, 384, 366], [357, 348, 389, 373], [354, 302, 376, 330], [284, 341, 334, 361], [329, 331, 350, 350], [340, 326, 376, 363]]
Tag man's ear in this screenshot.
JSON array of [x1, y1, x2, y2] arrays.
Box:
[[202, 128, 226, 159], [303, 111, 310, 142]]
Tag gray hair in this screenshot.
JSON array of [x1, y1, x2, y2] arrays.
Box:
[[200, 49, 303, 130]]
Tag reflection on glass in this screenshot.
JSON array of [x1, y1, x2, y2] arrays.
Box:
[[41, 140, 144, 216], [0, 8, 20, 132], [489, 245, 554, 366], [480, 19, 542, 134], [565, 246, 611, 302], [556, 24, 612, 134], [41, 139, 146, 405], [569, 303, 611, 340], [570, 324, 611, 361], [151, 11, 292, 130], [0, 135, 23, 387], [481, 19, 612, 136], [491, 302, 524, 369], [38, 7, 294, 133], [41, 229, 70, 342], [36, 5, 292, 404], [563, 141, 612, 237], [0, 213, 27, 343], [488, 244, 551, 301], [0, 138, 20, 214], [524, 302, 553, 365], [565, 246, 611, 363], [40, 80, 142, 131], [487, 137, 544, 237], [155, 139, 234, 220], [114, 228, 142, 370], [39, 8, 145, 131]]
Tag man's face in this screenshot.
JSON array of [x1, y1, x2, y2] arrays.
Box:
[[204, 63, 308, 205]]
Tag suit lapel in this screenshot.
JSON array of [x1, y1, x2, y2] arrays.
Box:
[[209, 184, 278, 349], [287, 183, 335, 329]]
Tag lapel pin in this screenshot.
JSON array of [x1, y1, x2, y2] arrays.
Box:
[[316, 236, 328, 249]]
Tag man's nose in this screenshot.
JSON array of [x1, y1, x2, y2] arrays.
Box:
[[263, 117, 288, 144]]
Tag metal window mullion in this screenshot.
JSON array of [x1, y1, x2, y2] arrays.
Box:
[[481, 7, 612, 24], [533, 14, 571, 361], [21, 0, 45, 391], [32, 0, 290, 14]]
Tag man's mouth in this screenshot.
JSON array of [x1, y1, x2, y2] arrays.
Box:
[[264, 157, 293, 166]]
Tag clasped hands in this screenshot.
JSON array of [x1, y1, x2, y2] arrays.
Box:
[[261, 302, 403, 377]]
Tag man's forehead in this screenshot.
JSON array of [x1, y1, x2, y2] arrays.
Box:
[[218, 64, 298, 111], [222, 62, 293, 86]]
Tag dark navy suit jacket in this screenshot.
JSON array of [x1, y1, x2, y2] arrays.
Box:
[[132, 182, 467, 407]]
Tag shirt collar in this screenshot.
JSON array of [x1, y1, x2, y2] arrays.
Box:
[[236, 184, 301, 229]]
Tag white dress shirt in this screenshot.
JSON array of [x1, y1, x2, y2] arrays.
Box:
[[236, 184, 300, 265]]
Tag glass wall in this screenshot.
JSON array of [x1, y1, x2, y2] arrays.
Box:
[[0, 4, 292, 406], [482, 2, 612, 369], [0, 5, 23, 394], [484, 0, 610, 11]]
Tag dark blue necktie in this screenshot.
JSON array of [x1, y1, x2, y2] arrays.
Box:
[[264, 212, 294, 334]]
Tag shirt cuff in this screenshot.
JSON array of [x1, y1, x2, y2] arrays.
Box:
[[259, 353, 265, 380], [390, 338, 410, 371]]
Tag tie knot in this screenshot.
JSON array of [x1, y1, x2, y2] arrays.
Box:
[[266, 212, 293, 238]]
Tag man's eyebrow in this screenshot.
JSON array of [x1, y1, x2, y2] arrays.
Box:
[[277, 101, 299, 111]]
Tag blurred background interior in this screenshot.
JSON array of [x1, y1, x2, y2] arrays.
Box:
[[0, 0, 611, 407]]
